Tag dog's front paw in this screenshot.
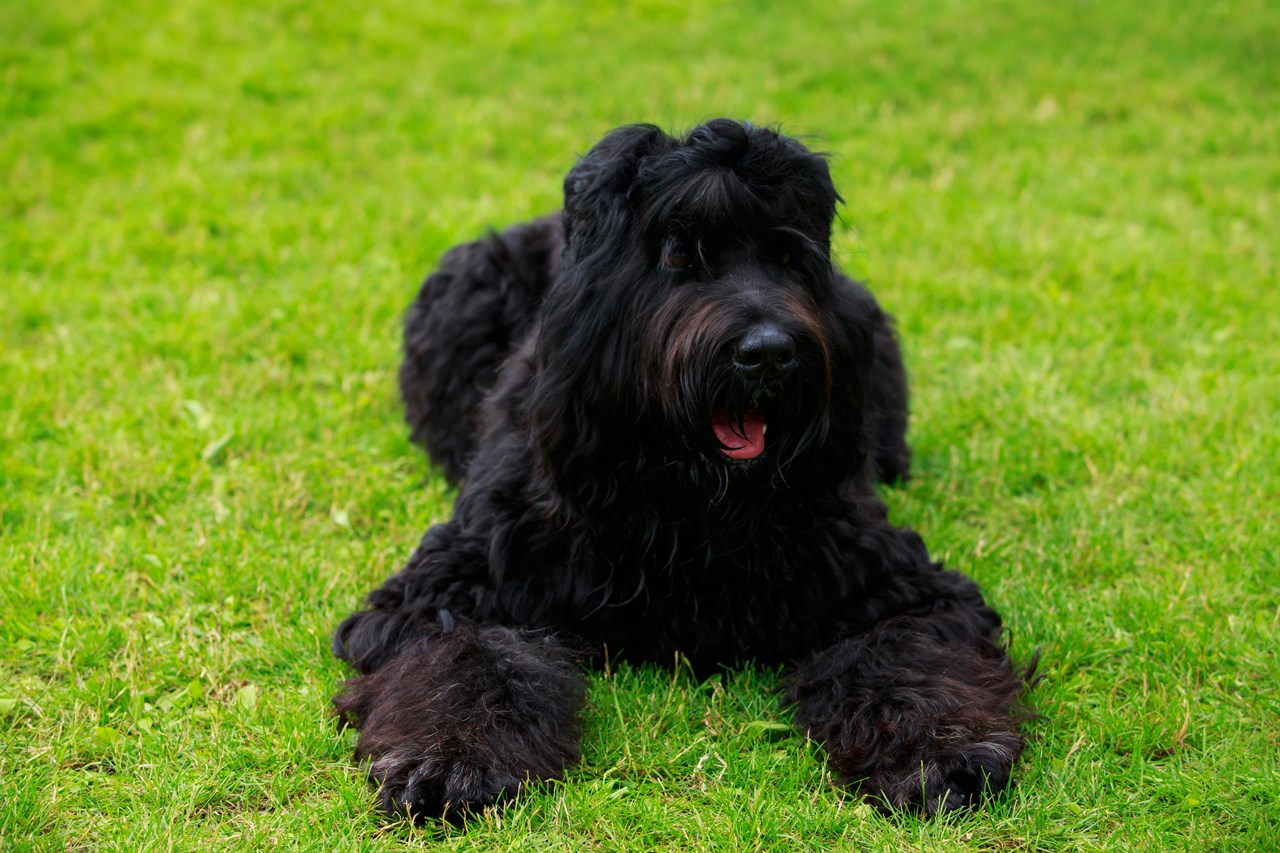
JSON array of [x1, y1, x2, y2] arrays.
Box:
[[788, 630, 1031, 816], [868, 732, 1021, 815], [368, 751, 523, 824], [333, 622, 585, 823]]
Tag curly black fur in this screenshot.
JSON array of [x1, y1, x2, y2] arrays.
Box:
[[333, 616, 584, 823], [334, 119, 1032, 823]]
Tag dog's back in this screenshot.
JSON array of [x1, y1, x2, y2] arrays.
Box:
[[400, 215, 563, 483]]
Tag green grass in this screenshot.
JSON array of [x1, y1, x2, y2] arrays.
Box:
[[2, 0, 1277, 849]]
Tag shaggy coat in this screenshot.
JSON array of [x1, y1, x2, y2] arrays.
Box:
[[333, 119, 1030, 822]]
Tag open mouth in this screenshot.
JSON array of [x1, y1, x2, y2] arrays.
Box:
[[711, 409, 767, 460]]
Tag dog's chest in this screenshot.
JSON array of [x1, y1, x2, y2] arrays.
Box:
[[569, 518, 851, 666]]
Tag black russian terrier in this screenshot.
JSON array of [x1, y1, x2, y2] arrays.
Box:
[[332, 119, 1031, 822]]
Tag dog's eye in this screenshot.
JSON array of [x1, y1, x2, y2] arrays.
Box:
[[663, 241, 694, 271], [774, 240, 796, 266]]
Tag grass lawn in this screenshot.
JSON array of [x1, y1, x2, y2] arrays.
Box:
[[2, 0, 1277, 850]]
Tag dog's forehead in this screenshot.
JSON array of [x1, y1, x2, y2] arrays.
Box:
[[627, 132, 831, 240], [639, 166, 831, 245]]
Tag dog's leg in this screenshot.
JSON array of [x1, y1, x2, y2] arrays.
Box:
[[332, 522, 585, 823], [785, 541, 1030, 814], [334, 617, 585, 824]]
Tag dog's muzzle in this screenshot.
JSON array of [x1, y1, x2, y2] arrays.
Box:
[[709, 323, 800, 461]]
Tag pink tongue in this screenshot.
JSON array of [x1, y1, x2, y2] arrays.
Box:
[[712, 411, 767, 460]]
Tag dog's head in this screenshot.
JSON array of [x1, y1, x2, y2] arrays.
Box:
[[531, 120, 875, 502]]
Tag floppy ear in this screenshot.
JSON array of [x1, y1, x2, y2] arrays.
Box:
[[523, 125, 675, 505], [562, 124, 674, 261]]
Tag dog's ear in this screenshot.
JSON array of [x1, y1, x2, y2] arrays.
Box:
[[562, 124, 673, 258]]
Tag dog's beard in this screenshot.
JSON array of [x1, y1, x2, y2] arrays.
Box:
[[636, 290, 833, 476], [654, 343, 831, 479]]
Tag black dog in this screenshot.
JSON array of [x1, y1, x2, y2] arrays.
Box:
[[333, 119, 1030, 822]]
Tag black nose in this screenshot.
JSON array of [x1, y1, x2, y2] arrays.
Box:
[[733, 324, 797, 380]]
